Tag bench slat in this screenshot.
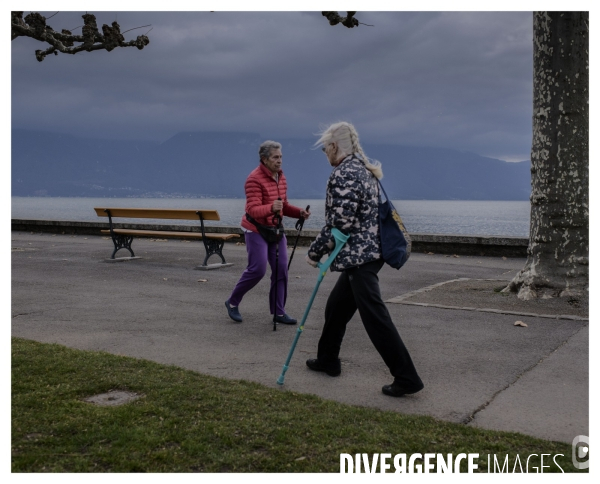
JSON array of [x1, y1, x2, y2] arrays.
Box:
[[101, 229, 239, 240], [94, 208, 220, 221]]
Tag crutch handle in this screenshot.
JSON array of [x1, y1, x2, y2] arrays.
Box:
[[316, 228, 349, 274]]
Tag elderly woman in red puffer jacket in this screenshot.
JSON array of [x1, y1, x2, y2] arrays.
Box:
[[225, 140, 310, 325]]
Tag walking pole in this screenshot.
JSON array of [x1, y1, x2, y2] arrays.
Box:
[[272, 199, 282, 332], [287, 205, 310, 271], [277, 228, 349, 385]]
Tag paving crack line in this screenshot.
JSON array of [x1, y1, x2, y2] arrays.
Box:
[[461, 323, 589, 425], [387, 302, 587, 321], [385, 278, 588, 321], [386, 278, 472, 303], [12, 311, 45, 319]]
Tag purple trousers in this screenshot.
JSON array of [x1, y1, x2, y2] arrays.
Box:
[[229, 231, 288, 315]]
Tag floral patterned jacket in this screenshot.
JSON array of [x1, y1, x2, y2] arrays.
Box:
[[307, 154, 381, 271]]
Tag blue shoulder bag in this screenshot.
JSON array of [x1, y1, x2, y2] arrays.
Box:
[[377, 179, 411, 269]]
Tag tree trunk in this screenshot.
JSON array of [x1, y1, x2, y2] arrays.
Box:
[[505, 12, 588, 301]]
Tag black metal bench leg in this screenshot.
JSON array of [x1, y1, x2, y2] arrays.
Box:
[[110, 234, 135, 259], [202, 239, 226, 266]]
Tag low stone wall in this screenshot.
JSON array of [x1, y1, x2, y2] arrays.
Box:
[[11, 219, 529, 258]]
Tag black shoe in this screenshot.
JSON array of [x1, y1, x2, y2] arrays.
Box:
[[274, 313, 297, 325], [306, 358, 341, 377], [225, 299, 242, 323], [382, 381, 424, 397]]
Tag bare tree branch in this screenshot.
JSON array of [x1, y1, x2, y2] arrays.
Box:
[[322, 11, 361, 28], [11, 11, 150, 62], [121, 25, 151, 35]]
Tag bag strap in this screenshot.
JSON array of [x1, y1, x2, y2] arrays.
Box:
[[245, 212, 261, 227], [376, 178, 390, 203], [246, 212, 281, 229], [245, 212, 263, 228]]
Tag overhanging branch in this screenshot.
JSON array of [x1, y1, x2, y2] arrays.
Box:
[[322, 11, 360, 28], [11, 11, 150, 62]]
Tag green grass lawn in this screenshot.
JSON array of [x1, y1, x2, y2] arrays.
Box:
[[12, 337, 583, 473]]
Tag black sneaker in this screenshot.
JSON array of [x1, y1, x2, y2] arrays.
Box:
[[306, 358, 341, 377], [382, 381, 424, 397], [225, 299, 242, 323], [274, 313, 297, 325]]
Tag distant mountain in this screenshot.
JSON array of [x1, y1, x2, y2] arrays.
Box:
[[11, 129, 531, 200], [11, 129, 160, 198]]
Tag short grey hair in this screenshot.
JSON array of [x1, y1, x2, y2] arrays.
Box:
[[259, 140, 282, 162]]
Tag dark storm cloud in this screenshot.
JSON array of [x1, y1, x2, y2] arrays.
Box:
[[11, 11, 533, 160]]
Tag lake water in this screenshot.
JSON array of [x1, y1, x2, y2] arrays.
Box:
[[11, 197, 530, 237]]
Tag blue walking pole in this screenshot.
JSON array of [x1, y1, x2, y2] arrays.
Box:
[[276, 228, 349, 385]]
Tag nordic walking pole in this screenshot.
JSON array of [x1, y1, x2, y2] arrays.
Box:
[[288, 205, 310, 271], [272, 199, 282, 332], [277, 228, 349, 385]]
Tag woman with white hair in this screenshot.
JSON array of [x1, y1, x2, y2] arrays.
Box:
[[305, 122, 423, 397]]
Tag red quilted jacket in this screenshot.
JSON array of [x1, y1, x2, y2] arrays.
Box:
[[240, 162, 302, 232]]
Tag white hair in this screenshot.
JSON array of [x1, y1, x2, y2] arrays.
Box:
[[314, 121, 383, 179]]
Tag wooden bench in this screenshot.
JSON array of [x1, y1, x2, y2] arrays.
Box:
[[94, 208, 240, 270]]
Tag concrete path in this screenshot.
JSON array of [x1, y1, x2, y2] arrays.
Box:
[[11, 231, 588, 444]]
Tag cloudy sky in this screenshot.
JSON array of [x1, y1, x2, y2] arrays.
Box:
[[11, 5, 539, 162]]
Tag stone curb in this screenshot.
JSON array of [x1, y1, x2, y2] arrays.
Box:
[[12, 219, 529, 257]]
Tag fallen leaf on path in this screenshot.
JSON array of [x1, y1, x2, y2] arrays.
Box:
[[427, 252, 435, 255], [163, 278, 168, 281], [295, 276, 301, 279], [452, 254, 460, 258], [514, 321, 528, 327], [197, 279, 208, 282]]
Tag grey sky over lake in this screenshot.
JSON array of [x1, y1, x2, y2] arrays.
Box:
[[11, 9, 536, 161]]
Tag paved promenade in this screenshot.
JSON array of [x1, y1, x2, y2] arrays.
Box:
[[11, 231, 588, 444]]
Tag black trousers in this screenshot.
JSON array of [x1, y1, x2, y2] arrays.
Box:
[[317, 258, 423, 389]]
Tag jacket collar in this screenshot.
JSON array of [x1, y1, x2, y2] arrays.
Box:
[[338, 154, 356, 165], [259, 162, 282, 179]]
